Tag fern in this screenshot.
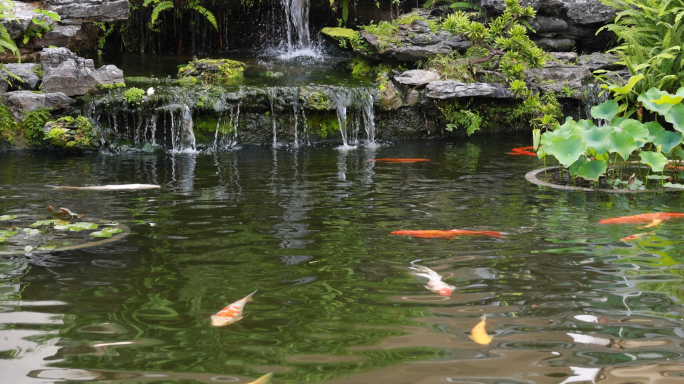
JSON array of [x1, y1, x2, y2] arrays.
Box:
[[190, 4, 218, 30], [144, 0, 218, 33], [0, 0, 20, 60], [147, 1, 173, 32]]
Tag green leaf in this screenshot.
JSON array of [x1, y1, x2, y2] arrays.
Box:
[[30, 219, 62, 227], [568, 157, 587, 178], [654, 87, 684, 105], [619, 119, 649, 144], [548, 135, 586, 167], [577, 159, 607, 181], [582, 126, 614, 155], [608, 130, 637, 161], [640, 151, 669, 172], [670, 145, 684, 160], [601, 74, 644, 95], [664, 182, 684, 189], [653, 129, 683, 155], [665, 103, 684, 132], [638, 87, 676, 115], [53, 222, 99, 231], [532, 128, 541, 150], [0, 215, 17, 221], [90, 227, 123, 238], [590, 99, 619, 122], [37, 245, 57, 250], [0, 229, 18, 242], [645, 121, 665, 142]]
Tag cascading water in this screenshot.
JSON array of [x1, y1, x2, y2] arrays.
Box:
[[267, 87, 278, 147], [362, 94, 376, 146], [167, 104, 197, 152], [213, 104, 241, 151]]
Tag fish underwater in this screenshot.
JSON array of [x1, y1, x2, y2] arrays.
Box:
[[409, 263, 456, 296], [599, 212, 684, 225], [620, 231, 655, 242], [54, 184, 161, 191], [211, 290, 257, 327], [247, 372, 273, 384], [391, 229, 503, 239], [367, 158, 431, 163], [506, 146, 536, 156], [469, 316, 493, 345]]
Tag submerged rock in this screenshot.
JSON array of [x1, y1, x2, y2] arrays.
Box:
[[177, 58, 246, 85], [41, 47, 124, 96]]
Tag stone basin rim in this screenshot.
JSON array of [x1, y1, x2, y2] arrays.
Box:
[[525, 166, 673, 194]]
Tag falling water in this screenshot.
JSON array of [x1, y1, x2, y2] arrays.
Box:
[[329, 90, 351, 148], [362, 94, 376, 146], [167, 105, 197, 152], [267, 88, 278, 147]]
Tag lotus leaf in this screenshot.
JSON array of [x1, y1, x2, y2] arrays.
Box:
[[37, 245, 57, 250], [583, 126, 614, 155], [90, 227, 123, 238], [670, 146, 684, 160], [0, 215, 17, 221], [54, 222, 99, 231], [619, 119, 649, 144], [601, 73, 644, 95], [577, 159, 607, 181], [645, 121, 665, 142], [654, 87, 684, 105], [664, 182, 684, 189], [569, 157, 587, 177], [640, 151, 668, 172], [664, 103, 684, 133], [591, 100, 619, 122], [638, 87, 676, 115], [653, 130, 683, 155], [608, 130, 637, 161], [549, 135, 586, 167], [30, 219, 65, 227], [23, 228, 40, 237]]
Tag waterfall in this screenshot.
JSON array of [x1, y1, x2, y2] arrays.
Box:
[[267, 87, 278, 147], [167, 105, 197, 152], [277, 0, 312, 53], [362, 94, 376, 146], [329, 90, 351, 148]]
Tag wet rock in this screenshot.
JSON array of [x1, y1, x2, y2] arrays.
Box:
[[534, 38, 576, 52], [530, 16, 568, 33], [42, 115, 100, 149], [177, 58, 245, 84], [40, 47, 124, 96], [394, 70, 441, 87], [1, 63, 42, 91], [1, 90, 75, 120], [426, 81, 512, 99], [377, 72, 403, 110]]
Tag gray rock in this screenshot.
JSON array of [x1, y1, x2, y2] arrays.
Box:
[[358, 20, 454, 62], [41, 47, 124, 96], [534, 38, 576, 52], [564, 0, 617, 25], [1, 63, 42, 90], [442, 32, 473, 52], [2, 90, 75, 120], [394, 70, 441, 87], [530, 16, 568, 33], [426, 81, 512, 99], [45, 0, 130, 22], [577, 52, 621, 71], [525, 60, 592, 93], [550, 52, 578, 64]]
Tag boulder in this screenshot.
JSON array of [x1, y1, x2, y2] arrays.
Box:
[[1, 63, 42, 91], [525, 60, 592, 94], [426, 81, 512, 99], [394, 70, 441, 87], [44, 0, 130, 22], [534, 38, 576, 52], [40, 47, 124, 96], [2, 90, 76, 120]]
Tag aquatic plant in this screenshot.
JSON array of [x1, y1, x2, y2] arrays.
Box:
[[536, 81, 684, 189], [44, 116, 97, 149], [124, 87, 145, 105]]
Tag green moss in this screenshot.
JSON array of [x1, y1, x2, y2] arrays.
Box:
[[22, 108, 52, 146], [351, 57, 373, 76], [423, 52, 471, 81], [46, 127, 68, 146], [177, 58, 245, 84], [31, 64, 44, 78], [98, 82, 126, 90], [306, 113, 339, 139], [321, 27, 356, 49], [124, 87, 145, 105], [0, 104, 18, 146], [174, 76, 197, 86], [44, 116, 96, 149]]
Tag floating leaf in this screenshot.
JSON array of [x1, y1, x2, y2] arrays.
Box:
[[653, 130, 683, 155], [591, 99, 619, 122], [577, 159, 607, 181], [0, 215, 17, 221], [640, 151, 669, 172], [0, 229, 18, 242], [665, 103, 684, 133], [601, 74, 644, 95], [664, 182, 684, 189], [30, 219, 63, 227], [22, 228, 40, 237], [37, 245, 57, 250], [638, 87, 675, 115], [54, 222, 99, 232], [608, 130, 637, 160], [548, 135, 586, 167], [90, 227, 123, 238]]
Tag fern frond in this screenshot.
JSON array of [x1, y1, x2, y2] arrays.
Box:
[[148, 1, 173, 32], [190, 5, 218, 30]]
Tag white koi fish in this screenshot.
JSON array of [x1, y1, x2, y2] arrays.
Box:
[[247, 372, 273, 384], [409, 263, 455, 296], [54, 184, 161, 191], [211, 290, 257, 327]]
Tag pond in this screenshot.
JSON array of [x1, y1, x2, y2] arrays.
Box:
[[1, 139, 684, 384]]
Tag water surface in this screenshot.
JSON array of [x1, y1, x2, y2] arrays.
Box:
[[1, 140, 684, 384]]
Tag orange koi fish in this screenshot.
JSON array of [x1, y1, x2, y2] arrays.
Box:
[[620, 231, 655, 242], [247, 373, 273, 384], [665, 164, 684, 172], [211, 290, 257, 327], [469, 316, 493, 345], [599, 212, 684, 225], [506, 146, 536, 156], [410, 264, 455, 296], [391, 229, 503, 239], [367, 158, 431, 163], [55, 184, 161, 190]]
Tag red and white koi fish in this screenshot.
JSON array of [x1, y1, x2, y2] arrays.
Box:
[[410, 264, 455, 296], [54, 184, 161, 191], [211, 290, 257, 327], [599, 212, 684, 226], [392, 229, 503, 239], [366, 158, 431, 163], [620, 231, 655, 242]]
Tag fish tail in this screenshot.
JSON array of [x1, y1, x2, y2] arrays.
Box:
[[244, 290, 258, 301], [412, 265, 442, 280]]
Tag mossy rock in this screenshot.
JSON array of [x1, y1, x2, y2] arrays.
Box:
[[320, 27, 357, 51], [43, 116, 99, 150], [177, 58, 246, 84]]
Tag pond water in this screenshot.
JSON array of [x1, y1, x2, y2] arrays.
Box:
[[2, 139, 684, 384]]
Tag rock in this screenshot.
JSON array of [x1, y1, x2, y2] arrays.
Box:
[[44, 0, 130, 22], [42, 115, 99, 149], [441, 32, 472, 52], [530, 16, 568, 33], [41, 47, 124, 96], [177, 58, 245, 84], [1, 63, 42, 91], [577, 52, 621, 71], [2, 90, 75, 120], [426, 81, 512, 99], [320, 27, 356, 50], [377, 72, 403, 110], [394, 70, 441, 87], [534, 38, 576, 52], [550, 52, 578, 64], [525, 60, 591, 94], [564, 0, 617, 25]]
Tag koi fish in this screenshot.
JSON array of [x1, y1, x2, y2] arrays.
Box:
[[620, 231, 655, 242], [506, 146, 536, 156], [211, 290, 257, 327], [665, 163, 684, 172], [247, 373, 273, 384], [391, 229, 503, 239], [46, 206, 84, 220], [598, 212, 684, 225], [469, 316, 493, 345], [409, 264, 455, 296], [54, 184, 161, 191], [637, 219, 662, 229], [367, 158, 431, 163]]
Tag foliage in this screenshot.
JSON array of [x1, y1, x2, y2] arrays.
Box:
[[0, 104, 17, 145], [98, 82, 126, 90], [306, 113, 338, 139], [596, 0, 684, 115], [143, 0, 217, 32], [124, 87, 145, 106], [537, 82, 684, 189], [439, 100, 482, 136], [22, 108, 51, 146], [0, 0, 19, 59], [93, 21, 115, 55], [22, 9, 60, 45], [177, 58, 245, 84], [44, 116, 96, 148]]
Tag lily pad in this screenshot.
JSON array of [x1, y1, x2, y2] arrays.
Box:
[[640, 151, 669, 172], [638, 87, 675, 115], [577, 159, 607, 181], [664, 182, 684, 189], [90, 227, 123, 238], [653, 130, 683, 155], [37, 245, 57, 250], [0, 215, 17, 221], [591, 99, 619, 122], [22, 228, 40, 237], [608, 130, 637, 161], [0, 229, 18, 242], [548, 135, 586, 167], [53, 222, 99, 231]]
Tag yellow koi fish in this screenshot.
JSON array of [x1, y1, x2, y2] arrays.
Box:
[[211, 290, 257, 327], [620, 231, 655, 242], [469, 316, 493, 345], [410, 264, 456, 296], [247, 372, 273, 384]]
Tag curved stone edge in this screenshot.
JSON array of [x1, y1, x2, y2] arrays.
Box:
[[525, 167, 664, 194]]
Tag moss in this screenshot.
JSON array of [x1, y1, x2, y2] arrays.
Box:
[[98, 82, 126, 90], [351, 57, 373, 76], [0, 104, 18, 146], [124, 87, 145, 105], [306, 113, 339, 139], [177, 58, 245, 84], [44, 116, 97, 149], [320, 27, 356, 49], [174, 76, 198, 86], [423, 52, 471, 81], [22, 108, 52, 146]]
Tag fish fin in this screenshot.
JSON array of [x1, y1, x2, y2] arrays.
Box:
[[637, 218, 662, 228], [244, 290, 258, 301], [247, 372, 273, 384]]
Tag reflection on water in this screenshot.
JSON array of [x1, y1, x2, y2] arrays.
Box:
[[2, 140, 684, 383]]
